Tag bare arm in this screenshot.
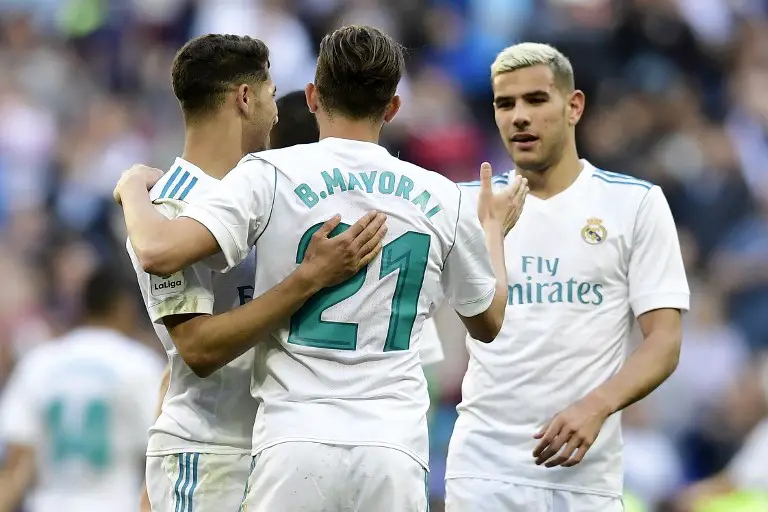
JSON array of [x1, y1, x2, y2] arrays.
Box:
[[533, 308, 682, 468], [157, 213, 386, 378], [139, 366, 170, 511], [591, 308, 682, 414], [119, 180, 221, 276], [0, 444, 35, 512], [457, 165, 526, 342]]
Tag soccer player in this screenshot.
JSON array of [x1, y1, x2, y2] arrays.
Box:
[[114, 25, 526, 512], [0, 266, 164, 512], [125, 35, 388, 512], [423, 42, 690, 511]]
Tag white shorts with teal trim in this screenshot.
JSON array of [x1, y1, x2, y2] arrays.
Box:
[[146, 452, 251, 512]]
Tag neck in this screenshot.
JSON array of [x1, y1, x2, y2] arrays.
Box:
[[518, 143, 582, 199], [317, 114, 382, 144], [182, 116, 244, 179]]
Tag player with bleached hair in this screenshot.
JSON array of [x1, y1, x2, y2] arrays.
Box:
[[424, 42, 690, 511]]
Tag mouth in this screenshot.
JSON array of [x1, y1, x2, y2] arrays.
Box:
[[510, 133, 539, 144]]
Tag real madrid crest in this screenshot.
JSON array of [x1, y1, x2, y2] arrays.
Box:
[[581, 217, 607, 245]]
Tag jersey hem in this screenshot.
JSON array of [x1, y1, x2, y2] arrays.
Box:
[[452, 284, 496, 318], [180, 205, 244, 272], [630, 292, 690, 316], [146, 446, 251, 456], [147, 297, 214, 323], [445, 473, 622, 498], [252, 437, 429, 470]]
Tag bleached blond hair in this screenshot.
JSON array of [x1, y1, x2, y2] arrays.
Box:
[[490, 42, 575, 92]]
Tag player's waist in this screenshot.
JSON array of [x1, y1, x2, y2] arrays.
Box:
[[148, 420, 252, 455], [252, 403, 430, 465], [447, 419, 623, 495]]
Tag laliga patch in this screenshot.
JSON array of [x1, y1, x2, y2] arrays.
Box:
[[150, 271, 187, 297]]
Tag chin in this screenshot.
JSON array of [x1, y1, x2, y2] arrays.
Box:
[[511, 155, 548, 173]]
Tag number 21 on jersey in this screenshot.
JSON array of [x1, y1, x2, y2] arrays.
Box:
[[288, 222, 430, 352]]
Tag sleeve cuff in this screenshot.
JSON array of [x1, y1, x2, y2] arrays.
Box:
[[631, 292, 690, 317], [147, 296, 214, 324], [181, 204, 244, 272], [452, 285, 496, 318]]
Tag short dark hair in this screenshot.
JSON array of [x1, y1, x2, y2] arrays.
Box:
[[172, 34, 270, 120], [83, 265, 134, 318], [315, 25, 404, 121], [270, 91, 319, 149]]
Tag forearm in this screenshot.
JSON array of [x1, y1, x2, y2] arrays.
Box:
[[121, 183, 218, 276], [591, 331, 680, 415], [0, 447, 34, 512], [179, 267, 322, 376], [483, 221, 509, 320]]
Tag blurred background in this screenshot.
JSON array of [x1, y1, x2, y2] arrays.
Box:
[[0, 0, 767, 510]]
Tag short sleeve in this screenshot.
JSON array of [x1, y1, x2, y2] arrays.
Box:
[[0, 354, 42, 445], [128, 235, 215, 324], [628, 186, 690, 316], [440, 186, 497, 317], [181, 157, 277, 272]]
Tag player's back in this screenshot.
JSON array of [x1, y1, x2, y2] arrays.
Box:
[[2, 327, 162, 512], [128, 158, 257, 455], [250, 137, 472, 466]]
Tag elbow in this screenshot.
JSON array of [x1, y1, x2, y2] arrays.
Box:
[[175, 341, 220, 378], [180, 351, 219, 379], [135, 243, 181, 277], [472, 317, 503, 343]]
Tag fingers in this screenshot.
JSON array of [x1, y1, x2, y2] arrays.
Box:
[[561, 445, 589, 467], [357, 241, 384, 268], [344, 211, 378, 238], [315, 214, 342, 239], [356, 222, 388, 262], [535, 430, 570, 466], [348, 212, 387, 251], [478, 162, 493, 196], [545, 436, 580, 468], [532, 417, 561, 458]]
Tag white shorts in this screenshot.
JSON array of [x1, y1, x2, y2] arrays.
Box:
[[240, 442, 429, 512], [445, 478, 624, 512], [146, 452, 251, 512]]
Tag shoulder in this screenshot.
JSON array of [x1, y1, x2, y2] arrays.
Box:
[[150, 162, 217, 206], [588, 167, 655, 198]]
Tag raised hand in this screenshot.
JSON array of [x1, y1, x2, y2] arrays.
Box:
[[476, 162, 529, 235]]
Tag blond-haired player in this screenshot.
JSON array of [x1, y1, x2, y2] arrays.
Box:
[[424, 42, 690, 511]]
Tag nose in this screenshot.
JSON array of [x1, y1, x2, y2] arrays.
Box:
[[512, 105, 530, 130]]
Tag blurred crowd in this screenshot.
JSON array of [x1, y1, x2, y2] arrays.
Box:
[[0, 0, 767, 510]]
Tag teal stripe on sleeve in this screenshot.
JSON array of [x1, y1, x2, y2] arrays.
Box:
[[169, 171, 191, 199], [177, 177, 198, 201], [161, 166, 184, 199]]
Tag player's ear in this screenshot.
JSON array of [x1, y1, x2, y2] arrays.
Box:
[[567, 89, 585, 126], [305, 83, 319, 114], [235, 83, 250, 118], [383, 95, 401, 124]]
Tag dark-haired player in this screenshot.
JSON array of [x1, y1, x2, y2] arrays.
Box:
[[119, 34, 387, 512]]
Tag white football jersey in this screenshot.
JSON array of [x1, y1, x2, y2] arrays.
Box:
[[427, 160, 690, 497], [181, 137, 497, 467], [0, 327, 163, 512], [127, 158, 258, 455]]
